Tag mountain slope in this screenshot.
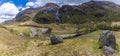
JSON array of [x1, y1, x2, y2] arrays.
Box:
[[15, 3, 59, 23], [5, 1, 120, 24], [59, 1, 120, 24], [33, 3, 60, 23]]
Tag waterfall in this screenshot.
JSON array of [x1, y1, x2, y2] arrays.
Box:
[[55, 10, 60, 22]]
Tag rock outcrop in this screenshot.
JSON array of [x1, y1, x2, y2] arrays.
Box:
[[29, 27, 52, 37], [99, 30, 117, 56]]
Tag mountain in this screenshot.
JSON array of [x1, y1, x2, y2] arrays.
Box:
[[59, 1, 120, 24], [33, 3, 60, 23], [5, 1, 120, 24]]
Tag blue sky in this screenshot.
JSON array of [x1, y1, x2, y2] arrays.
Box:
[[0, 0, 120, 23], [0, 0, 28, 7]]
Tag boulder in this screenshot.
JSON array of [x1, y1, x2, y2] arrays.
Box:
[[103, 46, 116, 56], [29, 27, 52, 37], [99, 30, 116, 49], [18, 33, 24, 37], [50, 35, 63, 44], [37, 43, 43, 47]]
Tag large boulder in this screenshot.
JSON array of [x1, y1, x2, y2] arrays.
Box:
[[103, 46, 116, 56], [50, 36, 63, 44], [99, 30, 116, 49], [29, 27, 52, 37]]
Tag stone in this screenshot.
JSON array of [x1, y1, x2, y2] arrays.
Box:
[[99, 30, 116, 49], [29, 27, 37, 37], [36, 30, 42, 35], [29, 27, 52, 37], [31, 27, 37, 35], [40, 28, 52, 37], [37, 43, 43, 47], [30, 32, 35, 37], [103, 46, 116, 56], [18, 33, 24, 37], [50, 35, 63, 44]]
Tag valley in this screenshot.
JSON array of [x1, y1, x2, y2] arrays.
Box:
[[1, 0, 120, 56], [0, 21, 120, 56]]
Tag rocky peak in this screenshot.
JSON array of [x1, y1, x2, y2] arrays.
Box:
[[60, 5, 73, 11], [44, 3, 59, 8], [82, 1, 120, 10]]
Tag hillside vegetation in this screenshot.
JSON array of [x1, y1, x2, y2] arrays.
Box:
[[7, 1, 120, 24]]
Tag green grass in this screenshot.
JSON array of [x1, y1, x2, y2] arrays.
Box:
[[1, 23, 120, 56], [0, 27, 103, 56], [11, 39, 103, 56], [79, 30, 102, 39]]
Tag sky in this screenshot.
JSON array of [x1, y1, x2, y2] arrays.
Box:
[[0, 0, 120, 23]]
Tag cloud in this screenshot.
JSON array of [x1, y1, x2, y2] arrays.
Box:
[[26, 0, 83, 8], [26, 2, 35, 8], [25, 0, 120, 9], [26, 0, 120, 9], [0, 2, 19, 22]]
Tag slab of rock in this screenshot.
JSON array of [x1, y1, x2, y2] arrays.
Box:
[[50, 36, 63, 44], [99, 30, 116, 49], [58, 34, 77, 38]]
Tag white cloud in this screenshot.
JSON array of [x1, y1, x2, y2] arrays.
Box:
[[26, 0, 120, 8], [26, 2, 35, 8], [26, 0, 62, 8], [26, 0, 45, 8], [0, 2, 19, 22], [26, 0, 85, 8]]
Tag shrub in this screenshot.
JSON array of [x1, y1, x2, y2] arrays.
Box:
[[112, 25, 120, 31], [75, 23, 97, 34], [23, 29, 31, 36], [96, 22, 112, 30], [16, 15, 31, 22]]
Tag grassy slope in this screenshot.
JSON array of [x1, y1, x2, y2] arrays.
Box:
[[5, 21, 77, 35], [1, 22, 120, 56], [12, 30, 120, 56], [0, 27, 27, 56]]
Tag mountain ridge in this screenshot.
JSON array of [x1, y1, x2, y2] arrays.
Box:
[[4, 1, 120, 24]]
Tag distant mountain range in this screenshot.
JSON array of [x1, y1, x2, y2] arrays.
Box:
[[4, 1, 120, 24]]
